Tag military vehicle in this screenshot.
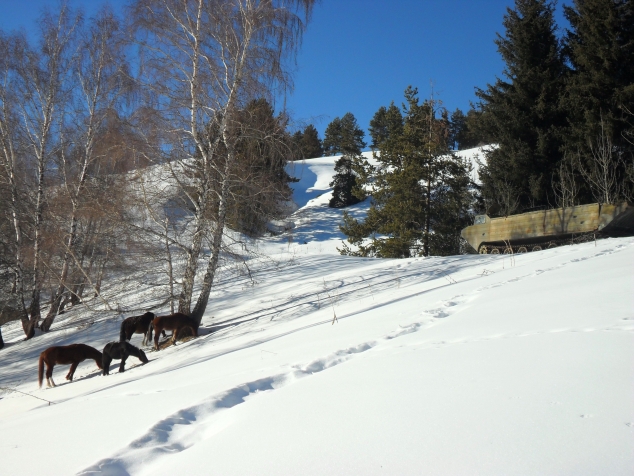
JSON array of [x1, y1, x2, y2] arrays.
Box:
[[461, 202, 634, 254]]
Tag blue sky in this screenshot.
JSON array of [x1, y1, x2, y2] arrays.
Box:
[[0, 0, 570, 141]]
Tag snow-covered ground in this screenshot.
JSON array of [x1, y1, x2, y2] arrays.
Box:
[[1, 150, 633, 475]]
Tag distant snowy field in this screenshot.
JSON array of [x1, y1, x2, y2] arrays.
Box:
[[1, 149, 633, 475]]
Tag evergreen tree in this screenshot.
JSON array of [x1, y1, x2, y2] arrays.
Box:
[[324, 113, 367, 208], [369, 102, 403, 149], [476, 0, 566, 214], [449, 108, 467, 150], [226, 99, 296, 236], [448, 107, 489, 150], [323, 112, 365, 156], [340, 87, 475, 258], [562, 0, 634, 203], [293, 124, 323, 159]]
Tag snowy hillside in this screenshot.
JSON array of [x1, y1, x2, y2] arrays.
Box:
[[1, 149, 633, 475]]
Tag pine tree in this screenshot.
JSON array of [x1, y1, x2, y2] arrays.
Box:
[[562, 0, 634, 203], [227, 99, 296, 236], [368, 102, 403, 149], [323, 112, 366, 156], [476, 0, 566, 214], [293, 124, 323, 159], [324, 113, 367, 208], [448, 107, 488, 150], [449, 108, 467, 150], [340, 87, 475, 257]]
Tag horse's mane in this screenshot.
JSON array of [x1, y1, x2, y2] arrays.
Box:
[[83, 345, 103, 363], [124, 342, 144, 359]]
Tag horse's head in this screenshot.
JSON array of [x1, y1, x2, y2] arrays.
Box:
[[138, 349, 149, 364]]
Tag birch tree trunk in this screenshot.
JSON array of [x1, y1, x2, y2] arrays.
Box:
[[0, 34, 31, 337], [15, 5, 80, 335]]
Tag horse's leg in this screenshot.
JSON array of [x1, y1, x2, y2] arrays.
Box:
[[46, 363, 55, 387], [67, 362, 79, 381], [154, 327, 160, 350], [119, 353, 128, 373], [103, 355, 112, 376]]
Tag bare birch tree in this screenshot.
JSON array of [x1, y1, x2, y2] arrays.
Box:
[[575, 117, 625, 205], [41, 6, 132, 331], [131, 0, 314, 325], [0, 31, 32, 336], [0, 4, 81, 338]]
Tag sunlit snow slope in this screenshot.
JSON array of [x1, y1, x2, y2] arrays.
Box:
[[0, 150, 633, 476]]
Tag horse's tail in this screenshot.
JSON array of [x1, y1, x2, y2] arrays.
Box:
[[38, 353, 45, 388], [119, 321, 127, 342], [95, 351, 104, 369]]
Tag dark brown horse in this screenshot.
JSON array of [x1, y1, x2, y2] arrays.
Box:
[[38, 344, 103, 388], [120, 311, 164, 345], [102, 341, 148, 375], [152, 313, 198, 350]]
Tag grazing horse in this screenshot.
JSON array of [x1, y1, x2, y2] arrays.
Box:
[[102, 341, 149, 375], [119, 311, 164, 345], [38, 344, 103, 388], [152, 313, 198, 350]]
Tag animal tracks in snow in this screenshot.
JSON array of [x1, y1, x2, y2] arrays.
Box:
[[79, 375, 287, 475], [294, 342, 376, 375], [78, 243, 634, 474], [79, 342, 381, 475]]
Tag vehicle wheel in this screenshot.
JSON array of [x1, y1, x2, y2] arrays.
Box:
[[532, 245, 542, 252], [491, 248, 500, 254], [478, 245, 488, 254], [547, 242, 557, 249], [503, 247, 512, 254], [517, 246, 527, 253]]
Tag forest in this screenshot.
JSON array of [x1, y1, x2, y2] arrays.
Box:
[[1, 0, 633, 342], [315, 0, 634, 258], [0, 0, 315, 342]]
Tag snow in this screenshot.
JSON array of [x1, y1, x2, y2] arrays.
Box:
[[1, 147, 633, 475]]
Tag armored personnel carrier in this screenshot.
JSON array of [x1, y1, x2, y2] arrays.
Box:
[[461, 202, 634, 254]]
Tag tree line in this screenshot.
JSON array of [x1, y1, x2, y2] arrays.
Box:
[[319, 90, 476, 259], [474, 0, 633, 215], [0, 0, 315, 341], [296, 0, 633, 258]]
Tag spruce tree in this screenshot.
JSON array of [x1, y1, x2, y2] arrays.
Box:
[[562, 0, 634, 203], [324, 113, 367, 208], [340, 87, 475, 257], [476, 0, 566, 214]]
